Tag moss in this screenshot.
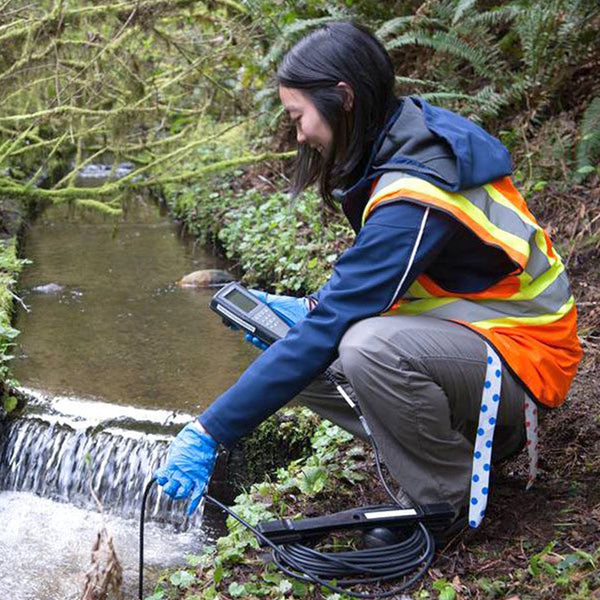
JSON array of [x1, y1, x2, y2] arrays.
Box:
[[0, 196, 27, 407], [227, 407, 320, 491]]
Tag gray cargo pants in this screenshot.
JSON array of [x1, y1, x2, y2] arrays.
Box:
[[294, 315, 526, 516]]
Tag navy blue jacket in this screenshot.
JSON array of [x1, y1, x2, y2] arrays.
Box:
[[200, 98, 514, 447]]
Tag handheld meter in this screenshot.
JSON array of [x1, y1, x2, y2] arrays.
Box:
[[210, 282, 290, 346]]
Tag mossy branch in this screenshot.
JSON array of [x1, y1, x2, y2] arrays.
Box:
[[142, 150, 296, 186], [0, 151, 295, 201]]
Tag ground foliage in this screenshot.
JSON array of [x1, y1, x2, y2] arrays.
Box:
[[1, 0, 600, 598], [154, 1, 600, 599], [0, 197, 27, 412]]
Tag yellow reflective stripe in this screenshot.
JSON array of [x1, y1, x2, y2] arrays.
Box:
[[486, 182, 556, 262], [471, 297, 575, 329], [486, 183, 563, 274], [484, 184, 537, 228], [386, 297, 458, 315], [406, 279, 434, 298], [509, 260, 565, 301], [534, 228, 552, 263], [367, 178, 531, 259], [517, 270, 533, 287]]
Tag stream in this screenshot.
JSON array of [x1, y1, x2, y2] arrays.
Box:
[[0, 189, 256, 599]]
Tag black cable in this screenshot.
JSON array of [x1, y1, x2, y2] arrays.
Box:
[[203, 493, 434, 599], [139, 368, 433, 599], [139, 478, 155, 600]]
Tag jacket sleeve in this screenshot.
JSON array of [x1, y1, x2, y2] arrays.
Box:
[[200, 201, 458, 447]]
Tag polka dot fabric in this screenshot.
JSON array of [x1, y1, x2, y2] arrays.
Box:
[[468, 343, 540, 528], [468, 344, 502, 528]]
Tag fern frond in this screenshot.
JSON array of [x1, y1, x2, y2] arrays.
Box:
[[395, 76, 447, 89], [386, 30, 492, 76], [263, 17, 334, 67], [420, 91, 475, 103], [453, 0, 478, 24], [576, 97, 600, 180], [376, 16, 417, 39], [469, 5, 518, 28]]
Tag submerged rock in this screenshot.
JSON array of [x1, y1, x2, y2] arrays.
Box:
[[32, 283, 64, 294], [178, 269, 234, 288]]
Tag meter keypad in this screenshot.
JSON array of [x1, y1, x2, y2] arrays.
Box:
[[255, 306, 288, 336]]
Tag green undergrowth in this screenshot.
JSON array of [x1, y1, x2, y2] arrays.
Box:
[[0, 232, 26, 411], [146, 409, 371, 600], [148, 408, 600, 600], [165, 177, 352, 295]]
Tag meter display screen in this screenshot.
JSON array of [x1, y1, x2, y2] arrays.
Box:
[[224, 288, 258, 313]]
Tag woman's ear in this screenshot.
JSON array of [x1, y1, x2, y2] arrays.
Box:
[[336, 81, 354, 111]]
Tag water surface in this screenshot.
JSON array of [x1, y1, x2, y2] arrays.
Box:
[[1, 194, 256, 599], [11, 197, 256, 412]]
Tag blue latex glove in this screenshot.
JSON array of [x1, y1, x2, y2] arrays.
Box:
[[244, 289, 312, 350], [153, 421, 218, 515]]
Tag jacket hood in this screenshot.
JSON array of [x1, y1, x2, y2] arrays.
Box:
[[339, 97, 513, 232], [373, 97, 512, 191]]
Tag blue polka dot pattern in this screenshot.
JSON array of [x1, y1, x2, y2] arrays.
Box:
[[468, 343, 502, 529]]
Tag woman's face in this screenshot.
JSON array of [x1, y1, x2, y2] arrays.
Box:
[[279, 86, 333, 157]]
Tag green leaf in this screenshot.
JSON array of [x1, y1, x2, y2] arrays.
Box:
[[291, 578, 309, 596], [169, 570, 195, 588], [433, 579, 456, 600], [3, 395, 17, 413], [213, 562, 224, 584], [297, 465, 328, 494], [577, 165, 596, 175], [203, 585, 218, 600], [0, 323, 19, 340], [439, 588, 456, 600], [185, 554, 203, 567], [532, 180, 547, 191], [262, 570, 282, 585], [228, 581, 246, 597]]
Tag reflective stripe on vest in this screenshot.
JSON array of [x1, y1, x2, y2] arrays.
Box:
[[362, 174, 582, 409]]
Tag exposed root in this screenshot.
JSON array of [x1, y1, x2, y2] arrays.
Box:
[[80, 527, 124, 600]]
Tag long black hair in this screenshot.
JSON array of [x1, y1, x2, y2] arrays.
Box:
[[277, 22, 398, 208]]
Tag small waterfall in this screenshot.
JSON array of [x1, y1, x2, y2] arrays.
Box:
[[0, 392, 206, 529]]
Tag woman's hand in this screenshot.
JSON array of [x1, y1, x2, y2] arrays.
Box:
[[153, 421, 218, 515], [244, 289, 312, 350]]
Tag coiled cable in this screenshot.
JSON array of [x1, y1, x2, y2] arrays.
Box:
[[139, 367, 436, 599]]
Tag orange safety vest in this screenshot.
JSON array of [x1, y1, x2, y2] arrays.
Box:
[[363, 173, 582, 409]]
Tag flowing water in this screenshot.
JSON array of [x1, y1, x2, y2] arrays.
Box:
[[0, 187, 256, 599]]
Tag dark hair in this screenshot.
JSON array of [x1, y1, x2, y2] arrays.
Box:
[[277, 22, 398, 208]]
